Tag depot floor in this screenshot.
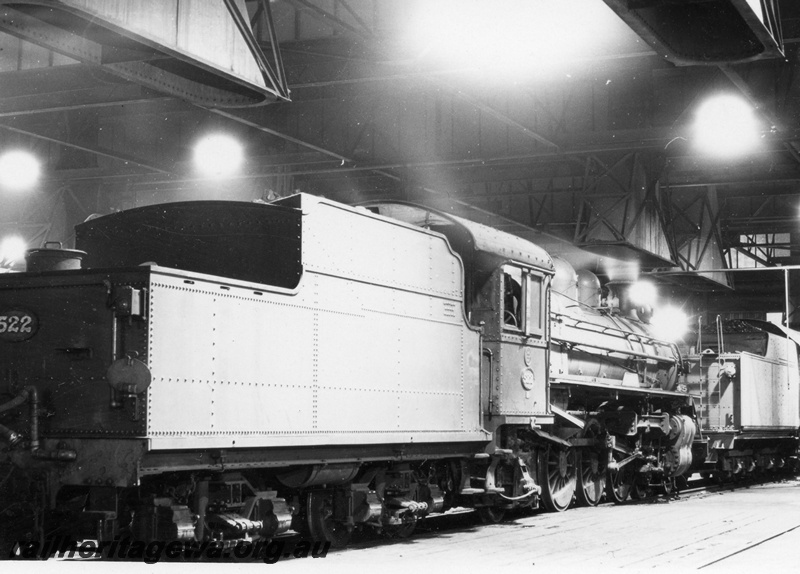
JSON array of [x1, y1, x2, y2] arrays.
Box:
[[282, 477, 800, 573]]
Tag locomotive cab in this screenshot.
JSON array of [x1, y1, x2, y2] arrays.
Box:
[[471, 262, 552, 429]]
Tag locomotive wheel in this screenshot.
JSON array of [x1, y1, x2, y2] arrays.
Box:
[[537, 444, 576, 512], [629, 478, 649, 500], [659, 477, 676, 496], [306, 491, 352, 548], [576, 419, 606, 507], [384, 521, 416, 538], [606, 452, 635, 504], [477, 506, 507, 524]]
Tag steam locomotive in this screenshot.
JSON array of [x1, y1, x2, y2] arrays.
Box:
[[0, 193, 795, 552]]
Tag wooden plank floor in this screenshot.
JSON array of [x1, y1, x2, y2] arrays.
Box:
[[284, 477, 800, 572]]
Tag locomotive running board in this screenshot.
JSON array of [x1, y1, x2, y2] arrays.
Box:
[[551, 377, 696, 399]]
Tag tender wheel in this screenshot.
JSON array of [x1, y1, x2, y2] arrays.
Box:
[[306, 491, 352, 548], [606, 450, 635, 504], [538, 444, 576, 512], [477, 506, 507, 524], [576, 419, 606, 507]]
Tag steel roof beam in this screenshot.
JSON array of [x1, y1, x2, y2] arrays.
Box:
[[0, 122, 172, 174], [280, 0, 374, 41]]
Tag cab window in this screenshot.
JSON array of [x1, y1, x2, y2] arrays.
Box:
[[503, 267, 523, 330], [525, 273, 545, 338], [502, 265, 547, 339]]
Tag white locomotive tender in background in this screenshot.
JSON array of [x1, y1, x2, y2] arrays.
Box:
[[0, 193, 797, 551]]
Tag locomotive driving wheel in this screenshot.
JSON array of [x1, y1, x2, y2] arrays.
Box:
[[306, 491, 352, 549], [537, 444, 576, 512], [576, 419, 606, 507], [606, 449, 635, 504]]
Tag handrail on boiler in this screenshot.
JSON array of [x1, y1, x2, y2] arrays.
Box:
[[552, 312, 680, 365], [552, 311, 675, 349], [554, 338, 678, 364]]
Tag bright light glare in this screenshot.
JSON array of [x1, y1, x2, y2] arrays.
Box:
[[0, 150, 40, 190], [629, 280, 657, 307], [193, 134, 243, 179], [0, 235, 27, 265], [694, 94, 760, 157], [650, 306, 689, 342], [404, 0, 617, 77]]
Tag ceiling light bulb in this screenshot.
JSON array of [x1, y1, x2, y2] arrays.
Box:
[[193, 134, 244, 179], [694, 94, 760, 157], [0, 150, 41, 190]]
